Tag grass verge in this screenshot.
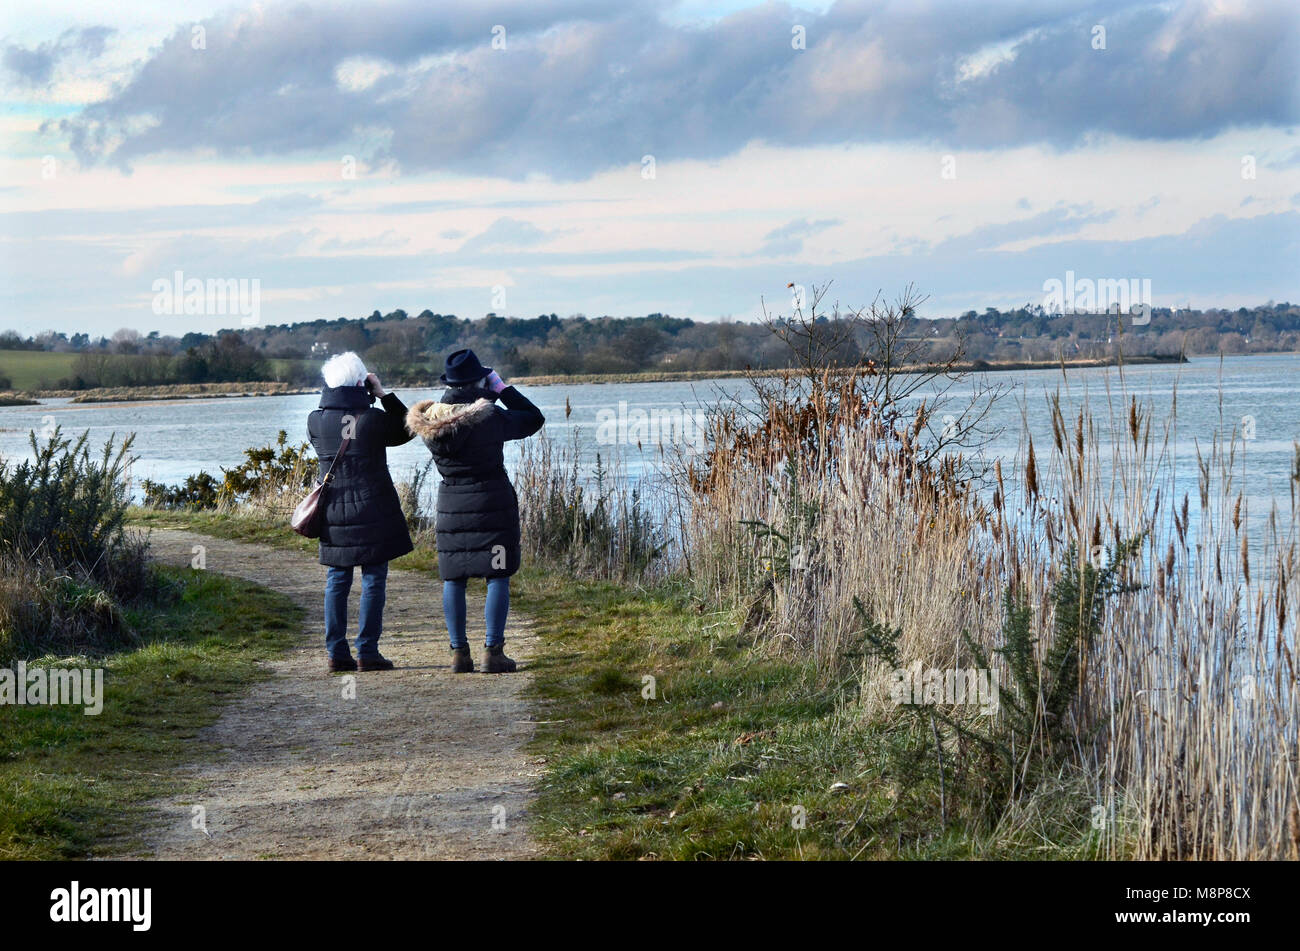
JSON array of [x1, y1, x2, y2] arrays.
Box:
[[511, 567, 865, 859], [0, 565, 301, 859], [509, 568, 1094, 860]]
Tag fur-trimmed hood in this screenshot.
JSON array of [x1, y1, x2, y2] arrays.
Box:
[[406, 397, 496, 440]]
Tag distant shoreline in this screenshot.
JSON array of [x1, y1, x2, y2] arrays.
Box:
[[7, 352, 1191, 403], [509, 352, 1189, 386], [28, 381, 319, 403]]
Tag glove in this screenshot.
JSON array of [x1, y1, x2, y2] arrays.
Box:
[[484, 370, 507, 394]]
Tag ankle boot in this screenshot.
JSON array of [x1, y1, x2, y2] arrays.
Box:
[[450, 647, 475, 673], [483, 645, 516, 673]]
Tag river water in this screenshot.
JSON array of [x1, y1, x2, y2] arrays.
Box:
[[1, 353, 1297, 563]]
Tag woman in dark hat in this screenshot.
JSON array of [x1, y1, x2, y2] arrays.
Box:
[[406, 349, 545, 673], [308, 351, 415, 673]]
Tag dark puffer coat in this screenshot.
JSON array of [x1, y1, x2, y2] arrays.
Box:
[[307, 385, 415, 567], [406, 385, 545, 581]]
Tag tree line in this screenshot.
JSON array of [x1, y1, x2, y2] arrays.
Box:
[[5, 300, 1298, 390]]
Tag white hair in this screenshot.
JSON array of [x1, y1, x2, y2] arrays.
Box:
[[321, 351, 368, 388]]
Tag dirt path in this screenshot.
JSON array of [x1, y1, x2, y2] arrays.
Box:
[[135, 529, 542, 860]]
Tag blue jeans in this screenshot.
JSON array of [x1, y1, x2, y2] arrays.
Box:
[[443, 578, 510, 650], [324, 562, 389, 660]]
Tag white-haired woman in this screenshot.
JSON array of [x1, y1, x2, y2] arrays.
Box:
[[307, 351, 415, 672]]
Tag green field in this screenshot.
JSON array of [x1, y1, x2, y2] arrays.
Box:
[[0, 350, 80, 390], [0, 351, 316, 392], [268, 357, 315, 381]]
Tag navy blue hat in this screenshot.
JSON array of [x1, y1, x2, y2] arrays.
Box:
[[439, 348, 492, 386]]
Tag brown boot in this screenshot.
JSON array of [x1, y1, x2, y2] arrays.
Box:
[[483, 645, 516, 673], [450, 647, 475, 673], [357, 654, 395, 672]]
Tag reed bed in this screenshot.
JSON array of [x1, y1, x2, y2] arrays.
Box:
[[515, 427, 669, 580], [679, 363, 1298, 860]]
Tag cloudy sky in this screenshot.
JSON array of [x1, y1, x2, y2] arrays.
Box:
[[1, 0, 1297, 336]]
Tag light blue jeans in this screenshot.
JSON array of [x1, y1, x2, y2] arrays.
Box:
[[442, 578, 510, 650], [325, 562, 388, 660]]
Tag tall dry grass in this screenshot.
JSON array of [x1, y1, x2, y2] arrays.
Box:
[[515, 427, 668, 579], [681, 362, 1298, 859]]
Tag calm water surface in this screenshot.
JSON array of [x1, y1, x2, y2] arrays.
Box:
[[1, 354, 1296, 563]]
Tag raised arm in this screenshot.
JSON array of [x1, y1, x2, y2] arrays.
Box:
[[366, 373, 415, 447], [486, 371, 544, 441], [378, 392, 416, 446]]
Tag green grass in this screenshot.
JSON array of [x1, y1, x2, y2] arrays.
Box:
[[511, 569, 1115, 860], [267, 357, 313, 380], [511, 570, 927, 859], [0, 350, 83, 390], [0, 566, 301, 859]]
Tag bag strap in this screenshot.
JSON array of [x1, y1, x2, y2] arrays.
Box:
[[320, 437, 352, 485]]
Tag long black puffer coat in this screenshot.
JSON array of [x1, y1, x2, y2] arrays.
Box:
[[405, 385, 545, 581], [307, 385, 415, 567]]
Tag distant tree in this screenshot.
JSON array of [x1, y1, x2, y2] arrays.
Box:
[[110, 328, 141, 354]]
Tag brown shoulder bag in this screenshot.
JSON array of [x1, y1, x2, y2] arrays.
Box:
[[291, 437, 351, 538]]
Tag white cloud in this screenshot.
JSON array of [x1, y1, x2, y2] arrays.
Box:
[[334, 56, 395, 92], [0, 1, 1296, 333]]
